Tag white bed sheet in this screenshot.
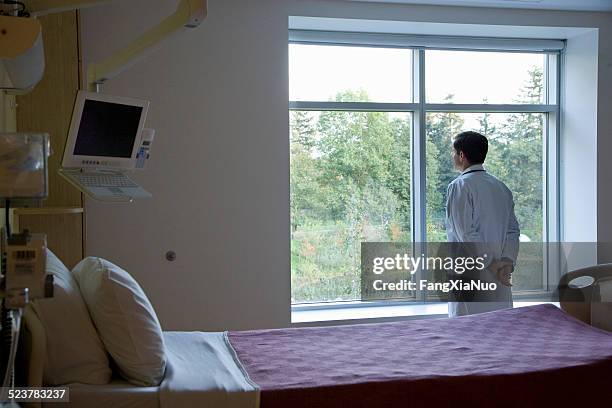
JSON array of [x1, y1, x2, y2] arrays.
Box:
[[43, 331, 259, 408], [160, 331, 259, 408]]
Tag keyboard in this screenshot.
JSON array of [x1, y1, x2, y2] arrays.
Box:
[[72, 173, 138, 188]]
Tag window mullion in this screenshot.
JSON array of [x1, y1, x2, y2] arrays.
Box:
[[544, 53, 562, 292], [411, 49, 427, 301], [425, 104, 556, 113], [288, 101, 419, 112]]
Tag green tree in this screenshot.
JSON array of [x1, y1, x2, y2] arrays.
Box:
[[425, 95, 465, 241], [290, 111, 320, 234], [291, 90, 413, 302], [495, 67, 544, 241]]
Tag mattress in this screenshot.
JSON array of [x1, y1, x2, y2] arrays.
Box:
[[227, 304, 612, 408]]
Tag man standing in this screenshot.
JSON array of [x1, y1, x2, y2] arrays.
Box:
[[446, 131, 520, 317]]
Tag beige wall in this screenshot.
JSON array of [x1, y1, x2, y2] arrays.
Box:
[[80, 0, 612, 331]]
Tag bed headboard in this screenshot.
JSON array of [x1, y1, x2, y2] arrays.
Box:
[[16, 305, 45, 408], [558, 264, 612, 327]]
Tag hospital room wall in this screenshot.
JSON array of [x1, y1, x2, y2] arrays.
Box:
[[562, 30, 599, 270], [80, 0, 612, 331]]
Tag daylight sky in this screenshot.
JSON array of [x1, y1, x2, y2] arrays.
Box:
[[289, 44, 545, 107]]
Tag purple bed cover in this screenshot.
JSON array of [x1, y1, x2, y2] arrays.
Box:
[[228, 304, 612, 408]]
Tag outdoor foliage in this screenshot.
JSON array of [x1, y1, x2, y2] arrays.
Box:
[[291, 68, 544, 303]]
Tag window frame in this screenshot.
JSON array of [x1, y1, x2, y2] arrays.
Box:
[[289, 36, 562, 307]]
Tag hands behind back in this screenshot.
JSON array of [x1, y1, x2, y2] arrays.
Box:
[[490, 260, 513, 287]]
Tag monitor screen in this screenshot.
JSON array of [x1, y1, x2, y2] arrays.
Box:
[[73, 99, 144, 158]]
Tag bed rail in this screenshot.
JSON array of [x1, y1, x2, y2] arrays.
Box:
[[558, 263, 612, 327]]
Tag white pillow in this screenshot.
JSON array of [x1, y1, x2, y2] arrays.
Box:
[[32, 250, 111, 385], [72, 257, 166, 386]]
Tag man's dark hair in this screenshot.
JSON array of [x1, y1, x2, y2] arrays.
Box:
[[453, 131, 488, 165]]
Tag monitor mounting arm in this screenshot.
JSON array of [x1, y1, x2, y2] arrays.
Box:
[[24, 0, 207, 91]]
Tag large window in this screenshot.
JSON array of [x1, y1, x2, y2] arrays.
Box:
[[290, 35, 560, 305]]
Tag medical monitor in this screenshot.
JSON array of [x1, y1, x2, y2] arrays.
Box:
[[62, 91, 149, 170]]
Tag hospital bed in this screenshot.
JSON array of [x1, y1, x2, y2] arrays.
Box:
[[18, 289, 612, 408]]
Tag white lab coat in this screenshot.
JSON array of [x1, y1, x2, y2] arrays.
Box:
[[445, 164, 520, 317]]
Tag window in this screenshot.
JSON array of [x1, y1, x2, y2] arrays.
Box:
[[290, 110, 412, 302], [290, 34, 561, 305]]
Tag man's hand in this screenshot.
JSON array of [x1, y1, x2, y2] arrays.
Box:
[[490, 260, 513, 287]]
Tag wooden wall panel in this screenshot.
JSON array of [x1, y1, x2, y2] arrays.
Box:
[[18, 211, 83, 269], [14, 11, 84, 266], [16, 12, 82, 208]]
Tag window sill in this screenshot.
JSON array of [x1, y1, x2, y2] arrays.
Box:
[[291, 301, 560, 325]]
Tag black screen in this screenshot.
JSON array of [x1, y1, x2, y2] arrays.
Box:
[[73, 99, 143, 158]]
